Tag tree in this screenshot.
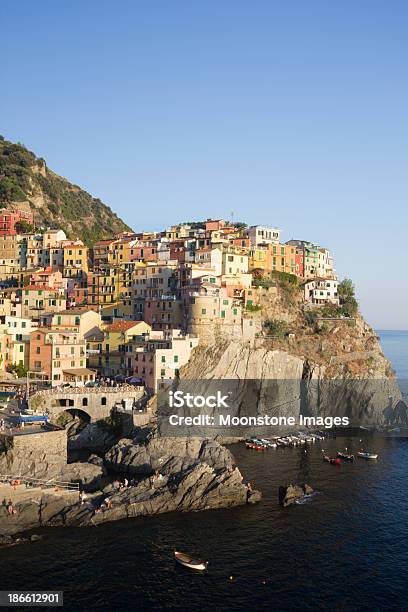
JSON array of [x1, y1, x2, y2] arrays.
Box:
[[6, 363, 28, 378], [15, 220, 34, 234], [0, 177, 26, 203], [338, 278, 355, 301], [338, 278, 358, 316], [233, 221, 247, 231]]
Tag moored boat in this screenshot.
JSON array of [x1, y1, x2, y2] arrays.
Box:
[[357, 452, 378, 460], [323, 455, 341, 465], [337, 451, 355, 462], [174, 551, 208, 571]]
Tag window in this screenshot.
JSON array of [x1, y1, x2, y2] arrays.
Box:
[[82, 398, 88, 406], [161, 355, 166, 363], [22, 322, 26, 328], [101, 397, 107, 405], [201, 308, 206, 315], [174, 355, 178, 363], [36, 346, 40, 354]]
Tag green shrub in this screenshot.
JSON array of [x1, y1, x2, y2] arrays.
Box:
[[263, 319, 288, 338], [245, 303, 261, 312]]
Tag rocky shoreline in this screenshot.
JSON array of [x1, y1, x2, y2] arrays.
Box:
[[0, 434, 261, 542]]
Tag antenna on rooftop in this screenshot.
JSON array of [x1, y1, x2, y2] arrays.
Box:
[[231, 211, 234, 225]]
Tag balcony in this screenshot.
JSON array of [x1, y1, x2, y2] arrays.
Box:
[[44, 338, 84, 346]]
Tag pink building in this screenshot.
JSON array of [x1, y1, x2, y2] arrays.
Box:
[[0, 209, 34, 235]]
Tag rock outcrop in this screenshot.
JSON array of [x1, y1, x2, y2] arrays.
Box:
[[0, 435, 259, 539], [67, 420, 117, 453], [105, 435, 235, 475], [0, 460, 258, 538], [279, 483, 314, 507]]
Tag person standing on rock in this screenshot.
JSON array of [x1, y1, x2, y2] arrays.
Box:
[[104, 497, 112, 509]]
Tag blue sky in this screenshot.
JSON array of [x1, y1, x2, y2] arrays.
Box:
[[1, 1, 407, 329]]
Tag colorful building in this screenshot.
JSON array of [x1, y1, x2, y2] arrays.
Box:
[[247, 225, 280, 246], [63, 240, 88, 278], [0, 209, 34, 236], [303, 278, 339, 305], [29, 328, 93, 386], [19, 285, 67, 320], [286, 240, 319, 278]]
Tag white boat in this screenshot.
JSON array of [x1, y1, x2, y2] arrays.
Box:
[[357, 452, 378, 460], [174, 551, 208, 571]]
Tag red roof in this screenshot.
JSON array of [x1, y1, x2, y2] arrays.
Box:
[[105, 320, 143, 333], [24, 285, 55, 291], [36, 267, 54, 275]]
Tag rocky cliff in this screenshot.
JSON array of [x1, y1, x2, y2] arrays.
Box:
[[179, 282, 406, 429], [0, 136, 131, 244]]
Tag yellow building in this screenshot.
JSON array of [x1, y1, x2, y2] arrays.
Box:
[[249, 246, 268, 271], [63, 240, 88, 278], [100, 320, 151, 376], [249, 243, 296, 275], [93, 239, 116, 270], [107, 237, 134, 266], [268, 243, 296, 275]]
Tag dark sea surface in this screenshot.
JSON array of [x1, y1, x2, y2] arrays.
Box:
[[1, 331, 407, 611]]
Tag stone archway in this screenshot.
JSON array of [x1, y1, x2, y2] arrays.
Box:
[[53, 407, 91, 428]]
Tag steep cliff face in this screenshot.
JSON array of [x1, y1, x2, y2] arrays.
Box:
[[179, 284, 405, 428], [0, 136, 131, 244]]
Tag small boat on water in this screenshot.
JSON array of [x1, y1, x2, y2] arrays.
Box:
[[259, 438, 277, 449], [323, 455, 341, 465], [337, 451, 355, 462], [357, 452, 378, 460], [245, 442, 266, 451], [174, 551, 208, 571]]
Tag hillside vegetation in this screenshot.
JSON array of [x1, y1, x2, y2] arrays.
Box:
[[0, 136, 131, 244]]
